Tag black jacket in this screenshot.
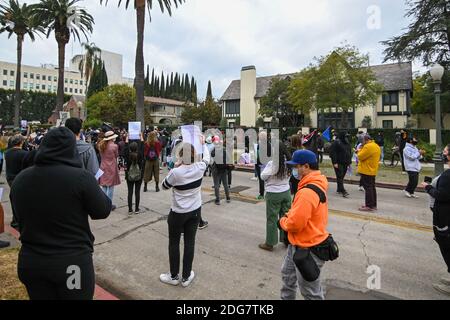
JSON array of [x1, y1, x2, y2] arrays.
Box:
[[426, 169, 450, 234], [124, 141, 145, 181], [4, 148, 28, 184], [329, 138, 353, 166], [10, 127, 112, 258]]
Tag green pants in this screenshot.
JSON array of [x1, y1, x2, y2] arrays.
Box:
[[265, 190, 292, 246]]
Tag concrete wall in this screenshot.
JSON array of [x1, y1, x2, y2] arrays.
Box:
[[240, 66, 257, 127]]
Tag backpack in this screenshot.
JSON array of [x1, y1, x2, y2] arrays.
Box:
[[128, 161, 142, 182], [147, 147, 158, 161], [300, 184, 327, 204]]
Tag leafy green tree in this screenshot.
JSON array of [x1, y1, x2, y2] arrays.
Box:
[[382, 0, 450, 68], [0, 0, 44, 127], [181, 99, 221, 126], [33, 0, 94, 112], [100, 0, 184, 127], [86, 84, 135, 127]]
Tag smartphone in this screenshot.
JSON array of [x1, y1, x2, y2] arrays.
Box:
[[424, 176, 432, 184]]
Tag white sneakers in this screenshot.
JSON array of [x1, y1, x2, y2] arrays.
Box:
[[160, 271, 195, 287], [404, 190, 419, 199]]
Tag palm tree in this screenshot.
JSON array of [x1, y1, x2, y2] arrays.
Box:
[[100, 0, 184, 125], [33, 0, 94, 112], [0, 0, 44, 127], [77, 42, 101, 91]]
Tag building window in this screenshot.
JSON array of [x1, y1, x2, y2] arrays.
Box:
[[383, 120, 394, 129], [225, 100, 240, 115], [65, 78, 68, 84], [10, 70, 14, 77], [36, 84, 40, 90], [2, 70, 7, 76], [42, 75, 46, 81], [75, 80, 78, 85], [42, 85, 46, 90], [70, 88, 73, 93], [79, 89, 83, 95], [29, 83, 34, 90], [2, 80, 7, 86], [70, 79, 73, 84], [80, 80, 83, 86], [54, 76, 57, 82], [30, 73, 34, 79], [23, 82, 28, 89], [65, 87, 68, 93], [24, 72, 28, 78], [382, 92, 399, 113], [75, 88, 78, 94], [36, 74, 40, 80], [10, 80, 14, 87], [48, 87, 52, 92]]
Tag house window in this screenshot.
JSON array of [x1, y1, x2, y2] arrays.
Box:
[[383, 120, 394, 129], [2, 80, 7, 86], [10, 70, 14, 77], [42, 85, 46, 90], [24, 72, 28, 78], [2, 70, 7, 76], [225, 100, 240, 115], [382, 92, 399, 113]]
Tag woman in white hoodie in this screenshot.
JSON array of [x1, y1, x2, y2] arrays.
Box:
[[259, 144, 292, 251], [403, 137, 425, 198]]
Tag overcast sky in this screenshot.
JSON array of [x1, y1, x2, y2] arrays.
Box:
[[0, 0, 420, 99]]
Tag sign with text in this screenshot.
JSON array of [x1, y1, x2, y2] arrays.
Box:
[[59, 112, 70, 127], [128, 122, 141, 140], [181, 125, 203, 155]]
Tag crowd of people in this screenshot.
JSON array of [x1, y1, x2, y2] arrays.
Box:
[[0, 121, 449, 300]]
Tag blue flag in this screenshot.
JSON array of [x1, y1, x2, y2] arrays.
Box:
[[322, 127, 332, 142]]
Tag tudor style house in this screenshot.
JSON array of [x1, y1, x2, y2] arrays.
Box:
[[220, 62, 413, 129]]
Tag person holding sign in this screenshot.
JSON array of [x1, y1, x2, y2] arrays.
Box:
[[124, 133, 145, 214], [143, 131, 162, 193]]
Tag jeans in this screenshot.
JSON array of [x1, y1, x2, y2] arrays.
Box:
[[334, 164, 348, 193], [380, 146, 384, 162], [18, 253, 95, 300], [360, 174, 377, 208], [281, 245, 325, 300], [127, 180, 142, 211], [168, 208, 200, 279], [101, 186, 114, 201], [213, 168, 230, 201], [405, 171, 419, 195], [265, 191, 291, 246]]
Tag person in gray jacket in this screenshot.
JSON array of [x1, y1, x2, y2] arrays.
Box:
[[65, 118, 100, 176]]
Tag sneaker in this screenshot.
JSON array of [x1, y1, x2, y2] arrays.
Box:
[[258, 243, 274, 252], [128, 210, 134, 215], [159, 273, 180, 286], [358, 186, 364, 192], [358, 206, 374, 212], [181, 271, 195, 288], [404, 190, 412, 198], [250, 177, 258, 181], [215, 200, 220, 206], [226, 198, 231, 203], [342, 192, 350, 198], [198, 221, 209, 230], [411, 194, 419, 199], [441, 276, 450, 286], [402, 171, 407, 175], [433, 283, 450, 296], [135, 209, 142, 214]]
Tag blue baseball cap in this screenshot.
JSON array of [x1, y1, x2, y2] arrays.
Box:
[[286, 150, 318, 166]]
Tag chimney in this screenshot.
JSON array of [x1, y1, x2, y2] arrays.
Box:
[[240, 66, 257, 127]]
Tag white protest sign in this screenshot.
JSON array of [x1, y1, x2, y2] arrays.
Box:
[[128, 122, 141, 140], [181, 125, 203, 155], [21, 120, 28, 129], [0, 188, 3, 202], [59, 112, 70, 127]]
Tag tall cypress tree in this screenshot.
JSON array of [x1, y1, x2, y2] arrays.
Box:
[[101, 61, 108, 90], [206, 80, 213, 101], [150, 68, 155, 96], [144, 65, 150, 95], [160, 72, 165, 98], [184, 74, 190, 100]]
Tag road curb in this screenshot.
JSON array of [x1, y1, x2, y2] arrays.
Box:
[[4, 225, 120, 301]]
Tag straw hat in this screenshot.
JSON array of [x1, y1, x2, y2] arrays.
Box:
[[103, 131, 118, 141]]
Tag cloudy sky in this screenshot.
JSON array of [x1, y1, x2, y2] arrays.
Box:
[[0, 0, 419, 99]]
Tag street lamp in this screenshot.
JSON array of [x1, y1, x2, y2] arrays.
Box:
[[430, 63, 445, 176]]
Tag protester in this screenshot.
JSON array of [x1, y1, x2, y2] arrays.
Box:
[[259, 144, 291, 252], [160, 141, 210, 287], [317, 132, 324, 164], [4, 134, 28, 229], [204, 136, 215, 177], [211, 142, 231, 206], [403, 137, 425, 199], [97, 131, 121, 210], [9, 127, 112, 300], [329, 132, 352, 198], [65, 118, 100, 176], [279, 150, 333, 300], [143, 131, 162, 193], [422, 143, 450, 296], [256, 131, 271, 200], [124, 134, 145, 214], [0, 144, 4, 179], [288, 134, 303, 196], [356, 134, 381, 212], [400, 130, 408, 174], [375, 132, 385, 162]]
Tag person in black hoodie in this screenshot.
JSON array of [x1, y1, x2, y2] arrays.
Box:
[[9, 127, 112, 300], [124, 133, 145, 214], [329, 132, 353, 198], [422, 143, 450, 296]]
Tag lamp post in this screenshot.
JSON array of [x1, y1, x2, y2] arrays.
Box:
[[430, 63, 445, 176]]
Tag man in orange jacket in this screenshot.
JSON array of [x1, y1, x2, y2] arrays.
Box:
[[279, 150, 330, 300]]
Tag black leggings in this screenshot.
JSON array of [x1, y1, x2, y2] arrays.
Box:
[[127, 180, 142, 211], [406, 171, 419, 195], [168, 208, 200, 279], [0, 159, 3, 175], [435, 232, 450, 274], [18, 253, 95, 300]]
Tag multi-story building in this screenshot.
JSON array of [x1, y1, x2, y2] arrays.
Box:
[[221, 62, 413, 129], [144, 96, 188, 125]]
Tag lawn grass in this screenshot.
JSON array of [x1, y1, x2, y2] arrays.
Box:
[[0, 247, 28, 300]]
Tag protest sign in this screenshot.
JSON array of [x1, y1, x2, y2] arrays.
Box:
[[128, 122, 141, 140], [181, 125, 203, 154]]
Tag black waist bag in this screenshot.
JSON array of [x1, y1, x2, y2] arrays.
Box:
[[311, 235, 340, 262], [293, 247, 320, 282]]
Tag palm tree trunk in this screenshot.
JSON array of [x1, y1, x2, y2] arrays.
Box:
[[135, 0, 146, 127], [56, 40, 66, 111], [14, 34, 24, 128]]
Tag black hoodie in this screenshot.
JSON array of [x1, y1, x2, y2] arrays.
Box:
[[10, 127, 112, 258], [329, 132, 353, 166]]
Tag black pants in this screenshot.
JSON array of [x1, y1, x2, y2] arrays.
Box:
[[334, 164, 348, 193], [400, 150, 406, 172], [255, 165, 265, 197], [405, 171, 419, 195], [126, 180, 142, 211], [18, 253, 95, 300], [318, 152, 323, 164], [168, 208, 200, 279], [360, 174, 377, 209], [213, 169, 230, 201], [0, 159, 3, 176], [435, 231, 450, 274], [228, 169, 232, 187], [7, 180, 18, 229]]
